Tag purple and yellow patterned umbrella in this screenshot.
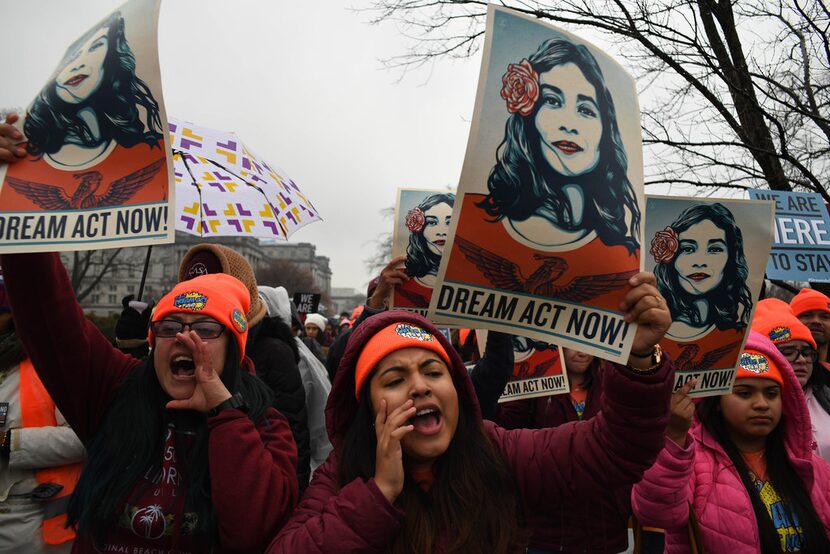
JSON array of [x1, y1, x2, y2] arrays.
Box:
[[168, 117, 320, 239]]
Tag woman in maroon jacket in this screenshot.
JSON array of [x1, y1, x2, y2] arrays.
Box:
[[1, 252, 298, 553], [269, 272, 675, 553]]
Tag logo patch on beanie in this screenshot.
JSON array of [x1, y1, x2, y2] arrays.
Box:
[[394, 323, 434, 342], [231, 308, 247, 333], [187, 262, 209, 278], [173, 292, 208, 311], [768, 326, 791, 343], [740, 352, 770, 375]]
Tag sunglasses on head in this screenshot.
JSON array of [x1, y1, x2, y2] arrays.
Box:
[[151, 319, 225, 340]]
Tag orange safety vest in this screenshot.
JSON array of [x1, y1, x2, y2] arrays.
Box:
[[19, 359, 82, 545]]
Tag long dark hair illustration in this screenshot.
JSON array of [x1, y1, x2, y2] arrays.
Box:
[[24, 11, 163, 160], [404, 192, 455, 279], [651, 203, 752, 332], [480, 38, 640, 253]]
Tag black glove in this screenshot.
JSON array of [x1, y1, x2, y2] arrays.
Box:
[[115, 295, 153, 359]]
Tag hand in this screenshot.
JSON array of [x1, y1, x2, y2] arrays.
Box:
[[116, 294, 153, 341], [367, 255, 409, 310], [0, 113, 26, 164], [373, 398, 415, 503], [165, 331, 232, 413], [666, 379, 697, 447], [620, 272, 671, 363]]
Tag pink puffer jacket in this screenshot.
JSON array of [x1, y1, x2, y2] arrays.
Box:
[[631, 332, 830, 553]]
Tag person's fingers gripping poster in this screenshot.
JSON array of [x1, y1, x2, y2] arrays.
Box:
[[645, 196, 774, 397], [390, 188, 456, 315], [0, 0, 174, 253], [429, 5, 644, 363]]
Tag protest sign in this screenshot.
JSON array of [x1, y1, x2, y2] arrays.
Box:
[[293, 292, 321, 315], [428, 5, 644, 363], [390, 188, 455, 316], [0, 0, 174, 253], [747, 189, 830, 282], [477, 330, 568, 402], [645, 195, 774, 396]]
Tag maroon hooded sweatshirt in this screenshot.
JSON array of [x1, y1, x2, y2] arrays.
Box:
[[2, 252, 298, 553], [268, 310, 675, 553]]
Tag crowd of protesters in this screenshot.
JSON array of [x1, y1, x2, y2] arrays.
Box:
[[4, 115, 830, 554]]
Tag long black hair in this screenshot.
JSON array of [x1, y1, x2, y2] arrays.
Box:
[[339, 383, 525, 553], [654, 203, 753, 331], [68, 340, 273, 547], [697, 397, 830, 552], [405, 192, 455, 279], [480, 38, 640, 253], [25, 11, 163, 158]]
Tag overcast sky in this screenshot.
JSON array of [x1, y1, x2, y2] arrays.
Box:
[[2, 0, 486, 290]]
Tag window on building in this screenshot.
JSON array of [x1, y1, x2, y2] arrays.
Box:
[[108, 294, 117, 304]]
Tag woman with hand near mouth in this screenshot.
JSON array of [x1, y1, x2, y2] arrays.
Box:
[[0, 252, 298, 553], [633, 331, 830, 552], [269, 272, 677, 553], [651, 203, 752, 371]]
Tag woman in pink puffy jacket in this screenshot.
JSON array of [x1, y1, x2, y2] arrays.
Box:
[[632, 331, 830, 553]]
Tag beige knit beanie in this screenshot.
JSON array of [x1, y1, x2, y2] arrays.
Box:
[[178, 243, 267, 327]]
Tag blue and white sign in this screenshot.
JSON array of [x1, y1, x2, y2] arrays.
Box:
[[748, 189, 830, 281]]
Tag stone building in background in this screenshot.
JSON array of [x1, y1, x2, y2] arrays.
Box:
[[329, 287, 367, 317], [62, 232, 331, 315]]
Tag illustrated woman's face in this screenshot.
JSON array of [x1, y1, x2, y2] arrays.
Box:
[[535, 63, 603, 177], [674, 220, 728, 296], [55, 28, 109, 104], [422, 202, 453, 256]]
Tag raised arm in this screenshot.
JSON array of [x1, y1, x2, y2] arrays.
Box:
[[631, 379, 698, 528], [1, 252, 139, 442], [492, 272, 676, 507], [470, 331, 514, 420]]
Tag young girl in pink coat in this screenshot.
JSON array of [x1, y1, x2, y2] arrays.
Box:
[[632, 331, 830, 552]]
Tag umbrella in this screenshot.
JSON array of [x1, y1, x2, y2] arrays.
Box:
[[168, 117, 321, 239], [136, 118, 321, 300]]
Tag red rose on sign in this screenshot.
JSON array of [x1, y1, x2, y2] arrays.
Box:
[[500, 59, 540, 117], [406, 207, 425, 233], [650, 227, 679, 263]]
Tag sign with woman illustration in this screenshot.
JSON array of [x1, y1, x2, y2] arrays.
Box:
[[0, 0, 173, 253], [645, 196, 774, 396], [429, 6, 644, 362], [390, 188, 455, 315], [477, 330, 568, 402]]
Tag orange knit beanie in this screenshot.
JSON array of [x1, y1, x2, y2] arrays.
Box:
[[150, 273, 250, 361]]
